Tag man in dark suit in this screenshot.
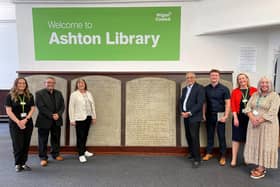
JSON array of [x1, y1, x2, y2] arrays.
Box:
[[180, 72, 205, 168], [35, 77, 65, 167]]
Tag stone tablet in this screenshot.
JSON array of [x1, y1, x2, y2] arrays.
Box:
[[25, 75, 67, 146], [69, 76, 121, 146], [180, 78, 232, 147], [126, 77, 176, 146]]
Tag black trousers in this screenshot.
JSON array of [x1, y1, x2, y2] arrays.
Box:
[[38, 122, 61, 160], [75, 116, 92, 156], [206, 113, 227, 156], [184, 119, 201, 161], [9, 121, 33, 166]]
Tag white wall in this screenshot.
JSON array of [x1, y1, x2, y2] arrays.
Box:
[[196, 0, 280, 35], [0, 1, 18, 89], [267, 30, 280, 92]]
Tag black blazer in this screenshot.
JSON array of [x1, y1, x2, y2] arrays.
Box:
[[35, 88, 65, 129], [180, 82, 205, 123]]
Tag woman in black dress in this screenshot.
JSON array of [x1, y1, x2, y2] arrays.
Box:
[[230, 73, 257, 167], [5, 78, 35, 172]]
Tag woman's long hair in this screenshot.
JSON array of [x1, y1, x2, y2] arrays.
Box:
[[75, 79, 88, 91], [10, 77, 31, 102], [236, 73, 250, 88]]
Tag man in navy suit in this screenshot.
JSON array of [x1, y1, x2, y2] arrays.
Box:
[[180, 72, 205, 168]]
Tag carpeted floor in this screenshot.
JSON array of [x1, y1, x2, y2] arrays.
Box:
[[0, 123, 279, 187]]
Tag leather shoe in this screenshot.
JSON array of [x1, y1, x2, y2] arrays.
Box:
[[192, 161, 200, 168], [219, 157, 226, 166], [40, 160, 48, 167], [55, 155, 64, 161], [22, 164, 32, 171], [15, 165, 23, 172], [202, 154, 213, 161], [187, 155, 193, 160]]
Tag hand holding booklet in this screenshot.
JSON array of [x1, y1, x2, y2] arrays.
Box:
[[217, 112, 225, 121]]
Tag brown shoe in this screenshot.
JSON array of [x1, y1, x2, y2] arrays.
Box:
[[219, 157, 226, 166], [55, 155, 64, 161], [202, 154, 213, 161], [40, 160, 48, 167]]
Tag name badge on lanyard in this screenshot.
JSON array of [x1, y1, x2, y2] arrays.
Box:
[[242, 99, 248, 103], [253, 95, 262, 116], [20, 112, 27, 118], [242, 89, 249, 104], [19, 95, 27, 118], [252, 110, 259, 116]]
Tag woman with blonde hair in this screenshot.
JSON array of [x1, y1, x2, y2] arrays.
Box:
[[230, 73, 257, 167], [244, 77, 280, 179], [5, 77, 35, 172]]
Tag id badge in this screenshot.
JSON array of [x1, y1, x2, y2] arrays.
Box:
[[242, 109, 246, 114], [20, 101, 26, 105], [20, 113, 27, 118], [252, 110, 259, 116], [242, 99, 248, 103]]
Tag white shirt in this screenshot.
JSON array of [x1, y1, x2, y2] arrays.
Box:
[[69, 90, 96, 122], [183, 84, 193, 111]]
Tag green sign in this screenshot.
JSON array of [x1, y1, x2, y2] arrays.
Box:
[[32, 7, 181, 60]]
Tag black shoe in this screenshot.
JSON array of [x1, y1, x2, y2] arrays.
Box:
[[187, 155, 194, 160], [15, 165, 23, 172], [22, 165, 32, 171], [192, 161, 200, 168]]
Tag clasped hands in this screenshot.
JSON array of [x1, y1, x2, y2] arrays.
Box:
[[17, 118, 28, 129], [70, 119, 96, 126], [52, 113, 60, 121], [250, 116, 264, 127], [181, 112, 191, 118]]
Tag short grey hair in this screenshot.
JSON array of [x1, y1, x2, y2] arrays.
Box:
[[185, 72, 196, 78], [45, 76, 56, 82], [257, 76, 274, 94]]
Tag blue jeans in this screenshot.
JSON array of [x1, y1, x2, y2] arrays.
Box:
[[206, 113, 227, 156]]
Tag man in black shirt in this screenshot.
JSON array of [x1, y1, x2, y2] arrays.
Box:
[[202, 69, 230, 166], [35, 77, 65, 167]]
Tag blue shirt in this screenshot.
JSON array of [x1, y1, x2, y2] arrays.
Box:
[[205, 83, 230, 113]]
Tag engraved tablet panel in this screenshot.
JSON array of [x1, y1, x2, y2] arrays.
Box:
[[69, 76, 121, 146], [126, 77, 176, 146], [25, 75, 67, 146], [180, 78, 232, 147]]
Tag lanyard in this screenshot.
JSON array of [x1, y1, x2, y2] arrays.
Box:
[[242, 89, 248, 100], [255, 95, 263, 110], [18, 95, 26, 113]]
